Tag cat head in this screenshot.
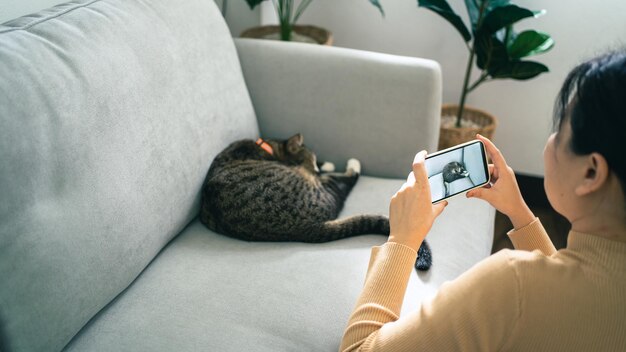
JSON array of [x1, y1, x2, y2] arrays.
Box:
[[447, 161, 469, 177], [267, 133, 319, 173]]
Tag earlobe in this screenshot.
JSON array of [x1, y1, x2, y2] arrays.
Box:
[[575, 153, 608, 196]]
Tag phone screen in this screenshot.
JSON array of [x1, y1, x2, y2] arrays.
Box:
[[425, 140, 489, 203]]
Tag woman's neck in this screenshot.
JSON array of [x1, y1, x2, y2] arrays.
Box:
[[571, 219, 626, 243], [570, 188, 626, 242]]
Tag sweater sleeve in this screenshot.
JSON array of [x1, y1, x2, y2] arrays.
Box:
[[507, 217, 557, 256], [339, 243, 521, 352]]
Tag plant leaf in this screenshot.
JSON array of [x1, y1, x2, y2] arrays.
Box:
[[464, 0, 480, 30], [508, 30, 554, 58], [490, 60, 549, 80], [418, 0, 471, 42], [464, 0, 511, 30], [245, 0, 265, 10], [487, 0, 513, 8], [475, 33, 509, 70], [480, 5, 537, 34], [369, 0, 385, 16]]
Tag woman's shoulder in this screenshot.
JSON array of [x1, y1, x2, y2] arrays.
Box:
[[475, 248, 549, 268], [441, 248, 565, 301], [490, 248, 564, 271], [481, 248, 575, 293], [496, 247, 555, 260], [460, 248, 558, 286]]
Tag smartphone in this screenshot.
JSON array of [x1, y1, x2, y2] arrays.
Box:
[[425, 140, 490, 204]]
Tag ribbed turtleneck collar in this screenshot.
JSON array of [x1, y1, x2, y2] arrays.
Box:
[[565, 231, 626, 272]]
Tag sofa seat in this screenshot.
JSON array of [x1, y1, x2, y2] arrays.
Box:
[[64, 176, 494, 351], [0, 0, 496, 350]]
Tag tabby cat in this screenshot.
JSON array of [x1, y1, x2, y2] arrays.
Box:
[[442, 161, 470, 197], [200, 133, 432, 270]]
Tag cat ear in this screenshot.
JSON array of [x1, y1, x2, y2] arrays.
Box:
[[287, 133, 304, 153]]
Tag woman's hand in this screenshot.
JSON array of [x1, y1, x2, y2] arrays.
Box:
[[467, 134, 535, 230], [388, 151, 448, 251]]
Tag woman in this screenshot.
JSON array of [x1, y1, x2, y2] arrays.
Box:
[[340, 51, 626, 351]]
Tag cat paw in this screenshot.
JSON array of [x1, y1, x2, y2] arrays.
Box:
[[347, 158, 361, 174], [320, 161, 336, 173]]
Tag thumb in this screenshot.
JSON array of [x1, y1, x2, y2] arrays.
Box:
[[433, 201, 448, 217], [467, 187, 490, 201]]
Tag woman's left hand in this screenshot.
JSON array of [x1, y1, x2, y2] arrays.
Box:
[[388, 151, 448, 251]]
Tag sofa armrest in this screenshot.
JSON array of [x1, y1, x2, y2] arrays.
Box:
[[235, 38, 442, 179]]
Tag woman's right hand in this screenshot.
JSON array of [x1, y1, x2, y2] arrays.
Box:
[[467, 134, 535, 230], [388, 151, 448, 252]]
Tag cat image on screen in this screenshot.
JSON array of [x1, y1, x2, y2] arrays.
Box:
[[442, 161, 470, 197]]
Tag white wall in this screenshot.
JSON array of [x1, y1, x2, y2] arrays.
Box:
[[220, 0, 261, 38], [4, 1, 624, 176], [262, 0, 626, 176]]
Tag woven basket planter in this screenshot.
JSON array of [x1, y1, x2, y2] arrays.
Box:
[[240, 25, 333, 46], [439, 104, 498, 150]]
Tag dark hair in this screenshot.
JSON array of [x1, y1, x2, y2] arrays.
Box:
[[554, 50, 626, 200]]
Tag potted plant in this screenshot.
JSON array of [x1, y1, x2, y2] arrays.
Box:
[[417, 0, 554, 150], [241, 0, 385, 45]]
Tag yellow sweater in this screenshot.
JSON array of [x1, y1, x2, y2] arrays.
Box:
[[340, 218, 626, 351]]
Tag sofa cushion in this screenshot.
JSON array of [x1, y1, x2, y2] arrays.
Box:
[[0, 0, 257, 351], [64, 176, 494, 351]]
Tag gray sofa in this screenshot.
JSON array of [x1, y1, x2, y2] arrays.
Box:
[[0, 0, 495, 351]]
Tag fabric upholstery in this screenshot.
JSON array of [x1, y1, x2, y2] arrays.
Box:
[[64, 176, 494, 352], [0, 0, 496, 351], [0, 0, 257, 351], [235, 38, 442, 179]]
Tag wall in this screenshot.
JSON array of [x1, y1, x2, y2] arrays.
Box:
[[220, 0, 260, 39], [261, 0, 626, 176], [4, 1, 624, 175]]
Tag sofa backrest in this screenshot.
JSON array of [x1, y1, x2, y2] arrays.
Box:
[[0, 0, 258, 350]]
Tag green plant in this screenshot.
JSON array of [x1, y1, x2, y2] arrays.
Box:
[[245, 0, 385, 41], [418, 0, 554, 127]]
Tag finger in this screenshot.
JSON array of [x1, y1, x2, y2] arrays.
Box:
[[433, 200, 448, 217], [487, 164, 497, 185], [412, 150, 428, 182], [489, 164, 500, 183], [467, 188, 482, 199], [476, 134, 507, 170], [467, 187, 493, 202], [406, 171, 415, 184]]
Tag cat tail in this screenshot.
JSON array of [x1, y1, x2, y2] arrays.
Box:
[[299, 215, 432, 271], [303, 214, 390, 242], [415, 240, 432, 271]]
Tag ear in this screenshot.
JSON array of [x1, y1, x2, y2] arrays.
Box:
[[575, 153, 609, 196], [287, 133, 303, 154]]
